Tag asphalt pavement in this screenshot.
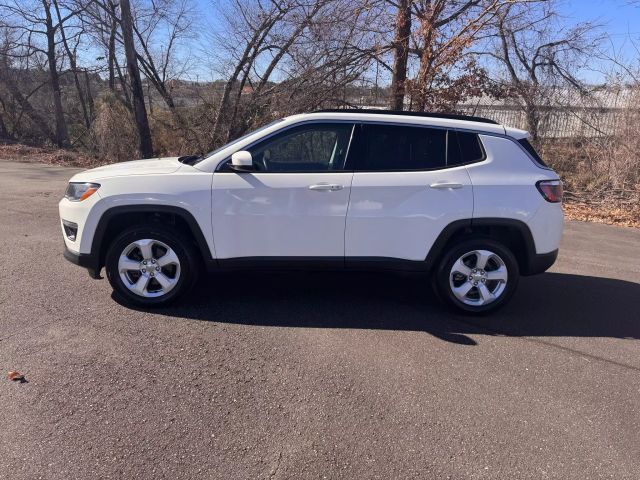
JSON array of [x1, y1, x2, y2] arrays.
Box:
[[1, 160, 639, 479]]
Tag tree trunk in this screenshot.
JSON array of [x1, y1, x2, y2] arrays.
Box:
[[389, 0, 411, 111], [113, 55, 132, 110], [120, 0, 153, 158], [107, 0, 118, 91], [147, 81, 153, 115], [0, 104, 10, 140], [413, 12, 438, 112], [84, 69, 95, 119], [52, 0, 90, 130], [525, 102, 540, 144], [413, 49, 435, 111], [43, 0, 69, 147]]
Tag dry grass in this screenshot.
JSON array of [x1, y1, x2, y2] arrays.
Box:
[[0, 142, 101, 168], [563, 202, 640, 228], [540, 137, 640, 229]]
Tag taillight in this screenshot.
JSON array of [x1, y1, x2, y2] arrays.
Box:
[[536, 180, 563, 203]]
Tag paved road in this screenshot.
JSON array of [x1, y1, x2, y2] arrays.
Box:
[[1, 161, 639, 479]]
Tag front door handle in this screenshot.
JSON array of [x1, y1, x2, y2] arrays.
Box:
[[309, 183, 343, 191], [430, 182, 463, 190]]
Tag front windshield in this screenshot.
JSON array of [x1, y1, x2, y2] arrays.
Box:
[[195, 119, 285, 164]]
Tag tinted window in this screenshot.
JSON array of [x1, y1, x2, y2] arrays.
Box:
[[247, 123, 353, 172], [358, 124, 447, 171], [518, 138, 548, 168], [448, 130, 485, 166]]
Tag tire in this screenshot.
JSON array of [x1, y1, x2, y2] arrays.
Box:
[[105, 224, 199, 307], [433, 237, 519, 314]]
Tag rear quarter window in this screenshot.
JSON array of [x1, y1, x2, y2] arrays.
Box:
[[447, 130, 486, 166], [517, 138, 549, 168]]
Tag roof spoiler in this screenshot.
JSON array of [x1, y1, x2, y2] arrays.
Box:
[[503, 126, 529, 140]]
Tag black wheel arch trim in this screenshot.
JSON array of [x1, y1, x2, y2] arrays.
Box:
[[90, 205, 215, 273], [424, 217, 555, 276]]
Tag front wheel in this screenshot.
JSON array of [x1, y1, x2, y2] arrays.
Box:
[[105, 225, 199, 307], [434, 238, 519, 314]]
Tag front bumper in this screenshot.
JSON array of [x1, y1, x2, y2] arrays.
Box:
[[63, 246, 101, 279], [59, 193, 103, 255]]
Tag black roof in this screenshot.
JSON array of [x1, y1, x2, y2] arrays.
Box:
[[314, 108, 499, 125]]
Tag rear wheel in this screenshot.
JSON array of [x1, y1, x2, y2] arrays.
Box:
[[105, 225, 199, 307], [434, 238, 519, 314]]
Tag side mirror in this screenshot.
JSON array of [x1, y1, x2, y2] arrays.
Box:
[[230, 151, 254, 172]]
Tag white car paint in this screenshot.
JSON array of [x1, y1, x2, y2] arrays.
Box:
[[211, 171, 353, 258], [345, 166, 473, 261], [59, 111, 563, 272], [77, 157, 183, 180], [466, 135, 561, 253], [60, 163, 214, 256]]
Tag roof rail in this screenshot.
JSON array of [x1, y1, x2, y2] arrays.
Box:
[[314, 108, 499, 125]]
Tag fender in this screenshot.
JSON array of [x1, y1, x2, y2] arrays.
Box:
[[87, 205, 215, 276], [424, 217, 554, 276]]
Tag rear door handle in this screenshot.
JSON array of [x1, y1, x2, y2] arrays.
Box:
[[309, 183, 343, 191], [430, 182, 463, 190]]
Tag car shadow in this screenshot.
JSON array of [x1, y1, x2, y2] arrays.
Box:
[[116, 271, 640, 346]]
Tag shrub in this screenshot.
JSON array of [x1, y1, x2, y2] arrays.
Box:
[[92, 94, 139, 162]]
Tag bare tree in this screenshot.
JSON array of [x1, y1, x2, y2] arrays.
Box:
[[81, 0, 198, 150], [207, 0, 291, 146], [52, 0, 91, 129], [206, 0, 377, 147], [42, 0, 70, 145], [385, 0, 510, 112], [130, 0, 199, 149], [486, 1, 601, 141], [0, 38, 57, 143], [119, 0, 153, 157], [0, 0, 87, 146], [79, 0, 132, 107]]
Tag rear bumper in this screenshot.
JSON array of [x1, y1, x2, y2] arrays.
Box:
[[524, 249, 558, 276], [63, 247, 101, 279]]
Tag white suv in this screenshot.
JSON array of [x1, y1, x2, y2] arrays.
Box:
[[59, 110, 563, 314]]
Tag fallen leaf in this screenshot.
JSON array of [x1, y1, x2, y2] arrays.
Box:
[[7, 371, 25, 382]]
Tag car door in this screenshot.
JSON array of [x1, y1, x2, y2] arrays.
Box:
[[345, 123, 477, 264], [212, 122, 355, 261]]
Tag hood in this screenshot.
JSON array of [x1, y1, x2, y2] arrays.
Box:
[[71, 157, 182, 182]]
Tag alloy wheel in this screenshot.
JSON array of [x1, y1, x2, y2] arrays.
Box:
[[118, 238, 181, 298], [448, 249, 508, 306]]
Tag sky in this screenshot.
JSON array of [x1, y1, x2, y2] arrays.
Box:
[[557, 0, 640, 82], [190, 0, 640, 84], [561, 0, 640, 37], [193, 0, 640, 45], [559, 0, 640, 53]]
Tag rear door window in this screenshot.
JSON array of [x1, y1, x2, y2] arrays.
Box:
[[356, 124, 447, 171]]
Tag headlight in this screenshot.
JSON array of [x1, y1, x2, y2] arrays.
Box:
[[64, 182, 100, 201]]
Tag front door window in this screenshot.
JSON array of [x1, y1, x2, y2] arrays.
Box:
[[246, 123, 353, 172]]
